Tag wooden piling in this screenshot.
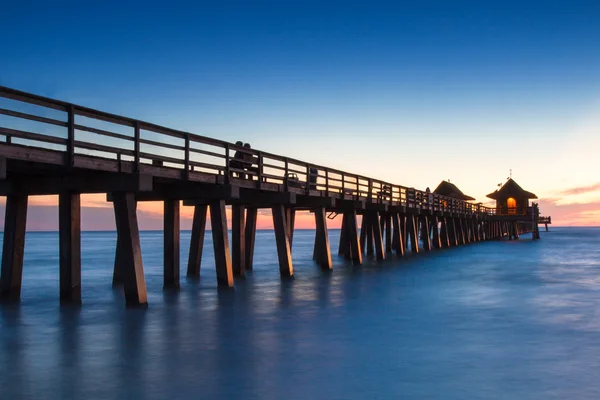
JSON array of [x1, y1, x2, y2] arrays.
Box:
[[209, 200, 234, 287], [187, 204, 207, 277], [245, 208, 258, 271], [431, 216, 441, 249], [359, 215, 367, 254], [385, 214, 392, 253], [0, 194, 28, 302], [286, 207, 295, 248], [272, 204, 294, 277], [366, 213, 374, 255], [314, 207, 332, 270], [408, 215, 419, 254], [345, 210, 362, 265], [163, 199, 180, 289], [372, 212, 385, 261], [59, 193, 81, 304], [112, 192, 148, 306], [392, 213, 405, 256], [338, 213, 348, 256], [420, 215, 431, 251], [232, 205, 246, 277]]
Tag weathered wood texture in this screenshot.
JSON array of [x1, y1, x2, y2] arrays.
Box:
[[0, 194, 28, 301], [112, 192, 148, 306], [163, 199, 180, 289], [272, 204, 294, 277], [210, 200, 234, 287], [232, 205, 246, 276], [187, 204, 207, 277], [59, 193, 81, 304]]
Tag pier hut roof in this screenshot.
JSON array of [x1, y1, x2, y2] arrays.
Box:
[[433, 181, 475, 201], [486, 178, 538, 200]]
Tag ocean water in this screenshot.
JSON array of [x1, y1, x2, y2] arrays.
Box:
[[1, 227, 599, 399]]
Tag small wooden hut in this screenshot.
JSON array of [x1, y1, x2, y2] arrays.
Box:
[[486, 178, 537, 215], [433, 181, 475, 201]]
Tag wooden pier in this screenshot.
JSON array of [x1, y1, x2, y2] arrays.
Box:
[[0, 86, 548, 306]]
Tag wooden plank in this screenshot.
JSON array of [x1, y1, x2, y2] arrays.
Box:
[[314, 207, 332, 270], [187, 204, 207, 277], [272, 204, 294, 277], [59, 193, 81, 304], [0, 127, 68, 145], [0, 194, 28, 302], [209, 200, 234, 287], [0, 108, 68, 127], [245, 208, 258, 271], [163, 199, 180, 290], [232, 205, 246, 277], [112, 192, 147, 306], [372, 212, 385, 261]]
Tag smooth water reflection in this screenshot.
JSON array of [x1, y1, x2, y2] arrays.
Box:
[[1, 228, 600, 399]]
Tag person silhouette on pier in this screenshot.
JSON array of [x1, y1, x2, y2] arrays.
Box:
[[243, 143, 258, 180], [230, 141, 246, 179]]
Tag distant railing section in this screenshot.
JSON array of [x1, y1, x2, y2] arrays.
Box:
[[0, 85, 516, 217]]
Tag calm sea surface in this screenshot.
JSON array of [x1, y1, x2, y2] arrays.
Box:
[[1, 227, 600, 399]]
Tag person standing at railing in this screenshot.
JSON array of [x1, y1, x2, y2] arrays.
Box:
[[230, 141, 246, 179], [243, 143, 259, 180]]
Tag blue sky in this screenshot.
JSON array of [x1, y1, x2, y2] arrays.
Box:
[[2, 0, 600, 226]]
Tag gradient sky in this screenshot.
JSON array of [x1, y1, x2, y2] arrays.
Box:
[[2, 0, 600, 229]]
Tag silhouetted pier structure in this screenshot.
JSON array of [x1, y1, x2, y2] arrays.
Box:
[[0, 87, 548, 306]]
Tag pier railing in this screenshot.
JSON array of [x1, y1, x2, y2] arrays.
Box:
[[0, 86, 499, 216]]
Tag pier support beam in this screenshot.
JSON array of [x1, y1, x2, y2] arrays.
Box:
[[313, 207, 332, 270], [272, 204, 294, 277], [392, 213, 405, 256], [210, 200, 234, 287], [431, 216, 442, 249], [187, 205, 207, 277], [345, 210, 362, 265], [359, 215, 367, 254], [286, 207, 295, 249], [407, 215, 419, 254], [0, 194, 28, 302], [163, 199, 180, 290], [420, 215, 431, 251], [232, 205, 246, 277], [113, 200, 137, 286], [113, 192, 148, 307], [372, 212, 385, 261], [339, 214, 348, 257], [384, 214, 393, 253], [245, 208, 258, 271], [59, 193, 81, 304]]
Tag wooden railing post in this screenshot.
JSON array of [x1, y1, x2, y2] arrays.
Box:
[[368, 179, 373, 202], [67, 104, 75, 167], [184, 133, 190, 180], [257, 152, 263, 183], [284, 158, 289, 191], [325, 169, 329, 194], [224, 143, 230, 184], [134, 121, 140, 172]]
